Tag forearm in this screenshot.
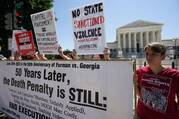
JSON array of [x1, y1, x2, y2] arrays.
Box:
[[59, 54, 72, 60], [177, 93, 179, 110]]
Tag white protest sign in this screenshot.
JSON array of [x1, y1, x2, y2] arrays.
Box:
[[8, 38, 12, 51], [71, 1, 106, 55], [0, 61, 133, 119], [31, 9, 59, 55]]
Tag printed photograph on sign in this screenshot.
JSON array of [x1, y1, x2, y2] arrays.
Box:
[[71, 1, 106, 55], [31, 9, 59, 55]]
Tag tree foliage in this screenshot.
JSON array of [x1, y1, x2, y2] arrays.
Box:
[[0, 0, 13, 54], [22, 0, 54, 56], [0, 0, 54, 54], [21, 0, 54, 30]]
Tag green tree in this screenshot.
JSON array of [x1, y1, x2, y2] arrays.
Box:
[[14, 0, 54, 56], [0, 0, 54, 55], [22, 0, 54, 52], [0, 0, 13, 56], [19, 0, 54, 30]]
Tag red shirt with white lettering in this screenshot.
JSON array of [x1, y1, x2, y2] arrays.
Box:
[[136, 66, 179, 119]]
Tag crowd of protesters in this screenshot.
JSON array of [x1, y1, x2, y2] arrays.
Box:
[[1, 43, 179, 119], [0, 46, 111, 61]]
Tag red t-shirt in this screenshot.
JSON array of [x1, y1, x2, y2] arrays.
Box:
[[136, 66, 179, 119]]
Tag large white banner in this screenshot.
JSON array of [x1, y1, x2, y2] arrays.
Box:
[[0, 61, 133, 119], [71, 1, 106, 55], [31, 9, 59, 55]]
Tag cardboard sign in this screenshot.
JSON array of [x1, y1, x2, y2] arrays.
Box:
[[15, 31, 35, 56], [31, 9, 59, 55], [71, 1, 106, 55]]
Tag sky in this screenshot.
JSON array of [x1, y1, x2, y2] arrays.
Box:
[[53, 0, 179, 50]]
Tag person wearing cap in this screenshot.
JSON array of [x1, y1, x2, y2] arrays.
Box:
[[134, 42, 179, 119]]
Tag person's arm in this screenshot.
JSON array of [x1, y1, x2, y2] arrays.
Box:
[[176, 73, 179, 111], [38, 54, 48, 61], [13, 51, 22, 61], [0, 54, 7, 60], [103, 48, 110, 60], [133, 71, 139, 118], [133, 71, 140, 96], [58, 47, 72, 60], [72, 49, 79, 60], [177, 93, 179, 110], [9, 56, 15, 60], [32, 53, 40, 60]]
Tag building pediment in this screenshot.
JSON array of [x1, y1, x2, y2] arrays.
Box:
[[118, 20, 163, 29]]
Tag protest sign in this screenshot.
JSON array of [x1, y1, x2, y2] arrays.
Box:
[[0, 61, 133, 119], [15, 31, 35, 56], [8, 38, 12, 51], [71, 1, 106, 55], [12, 30, 26, 55], [31, 9, 59, 55]]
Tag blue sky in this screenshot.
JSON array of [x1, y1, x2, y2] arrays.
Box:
[[54, 0, 179, 50]]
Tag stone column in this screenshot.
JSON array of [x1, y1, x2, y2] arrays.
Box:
[[118, 33, 123, 57], [158, 30, 161, 41], [134, 32, 137, 52], [123, 33, 126, 50], [140, 32, 143, 48], [155, 31, 158, 42], [152, 31, 155, 42], [117, 33, 121, 50], [149, 31, 152, 43], [128, 32, 131, 52], [146, 31, 149, 44]]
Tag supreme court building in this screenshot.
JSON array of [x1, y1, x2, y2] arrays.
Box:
[[107, 20, 163, 58]]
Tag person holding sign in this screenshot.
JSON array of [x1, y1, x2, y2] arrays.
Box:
[[135, 42, 179, 119], [58, 45, 110, 60], [58, 46, 73, 60], [92, 47, 110, 60], [37, 52, 48, 61], [103, 47, 110, 60], [25, 52, 40, 60], [9, 51, 22, 61], [71, 49, 79, 60]]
